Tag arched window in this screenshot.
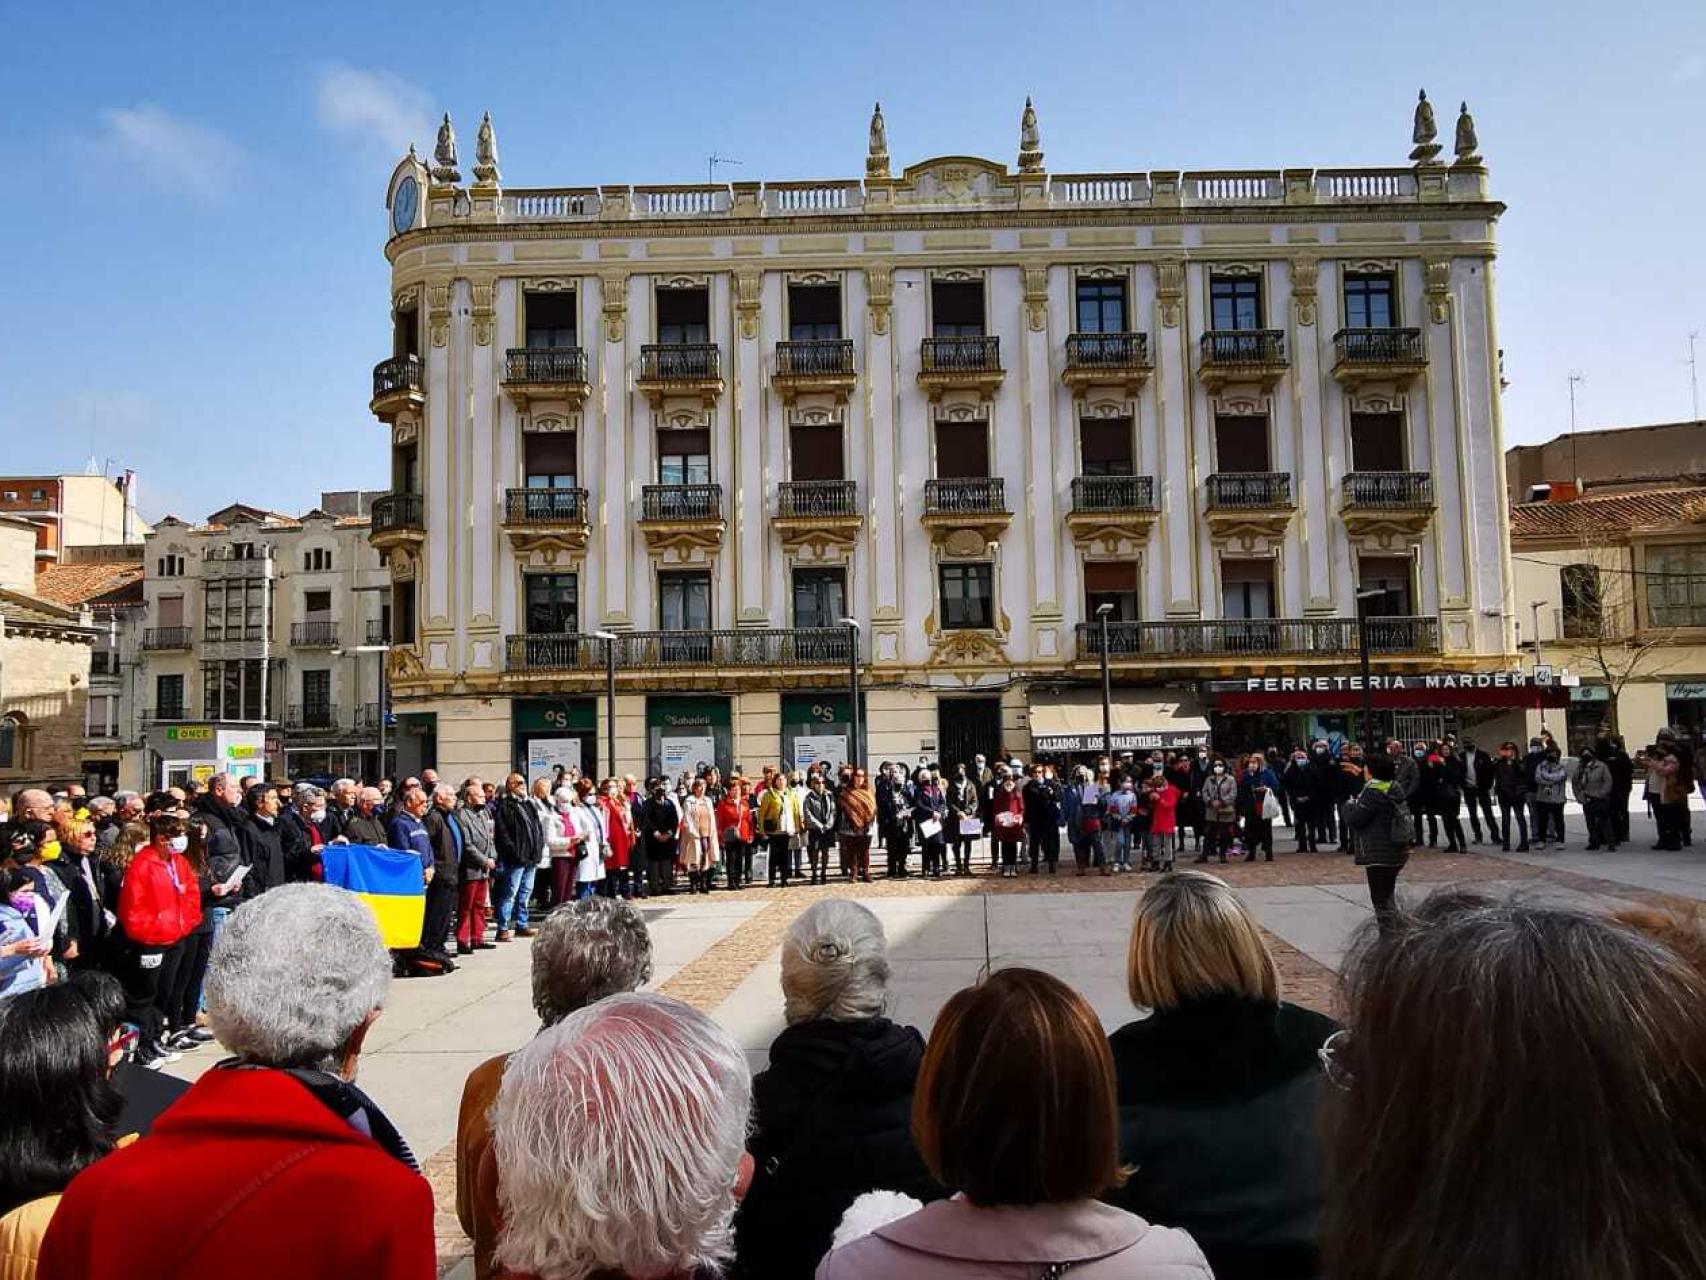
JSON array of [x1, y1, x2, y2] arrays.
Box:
[[0, 713, 24, 770]]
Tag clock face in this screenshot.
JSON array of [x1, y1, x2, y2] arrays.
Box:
[[391, 176, 418, 235]]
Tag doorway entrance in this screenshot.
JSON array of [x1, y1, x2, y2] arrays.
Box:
[[937, 696, 1003, 774]]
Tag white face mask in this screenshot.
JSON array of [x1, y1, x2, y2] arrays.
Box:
[[167, 834, 189, 854], [311, 807, 328, 824]]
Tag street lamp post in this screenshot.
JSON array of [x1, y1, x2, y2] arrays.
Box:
[[1529, 599, 1548, 735], [333, 643, 389, 783], [592, 631, 619, 779], [1095, 602, 1115, 760], [838, 617, 862, 770], [1355, 587, 1389, 756]]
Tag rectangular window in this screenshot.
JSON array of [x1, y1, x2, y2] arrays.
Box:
[[156, 674, 185, 720], [1075, 279, 1127, 334], [1079, 417, 1135, 476], [659, 572, 712, 631], [1343, 272, 1397, 329], [395, 583, 417, 644], [1357, 556, 1414, 616], [1645, 545, 1706, 629], [1214, 415, 1271, 473], [939, 562, 995, 630], [787, 284, 842, 341], [158, 595, 185, 628], [934, 421, 991, 479], [524, 433, 578, 488], [90, 649, 113, 676], [657, 430, 711, 486], [1349, 412, 1406, 471], [304, 590, 332, 619], [1210, 275, 1263, 330], [1560, 563, 1603, 638], [1084, 560, 1139, 622], [525, 573, 579, 635], [792, 569, 847, 630], [394, 306, 420, 359], [302, 670, 332, 719], [524, 291, 577, 349], [788, 423, 844, 482], [1221, 560, 1275, 620], [393, 443, 419, 495], [931, 281, 985, 337], [656, 288, 709, 345]]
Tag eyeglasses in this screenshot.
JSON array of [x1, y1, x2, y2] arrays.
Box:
[[1317, 1028, 1354, 1091]]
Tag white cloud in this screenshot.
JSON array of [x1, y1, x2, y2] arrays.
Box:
[[91, 104, 244, 199], [314, 64, 434, 158]]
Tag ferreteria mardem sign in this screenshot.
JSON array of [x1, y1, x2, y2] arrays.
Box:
[[1206, 668, 1575, 712], [1212, 668, 1566, 695]]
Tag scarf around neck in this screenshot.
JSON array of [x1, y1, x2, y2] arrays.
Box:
[[217, 1059, 419, 1172]]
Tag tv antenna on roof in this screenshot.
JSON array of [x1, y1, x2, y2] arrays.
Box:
[[708, 153, 742, 183]]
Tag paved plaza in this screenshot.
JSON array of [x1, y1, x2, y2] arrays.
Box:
[[158, 805, 1706, 1275]]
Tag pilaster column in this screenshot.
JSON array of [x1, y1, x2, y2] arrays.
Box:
[[599, 270, 631, 628], [733, 265, 767, 625]]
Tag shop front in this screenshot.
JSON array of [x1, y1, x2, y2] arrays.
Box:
[[512, 697, 598, 786], [144, 723, 268, 789], [1204, 669, 1572, 755], [647, 695, 732, 779], [1567, 683, 1612, 751], [781, 692, 864, 774], [1028, 687, 1211, 765], [1664, 681, 1706, 739]]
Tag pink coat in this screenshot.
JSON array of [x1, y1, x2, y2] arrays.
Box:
[[816, 1196, 1211, 1279]]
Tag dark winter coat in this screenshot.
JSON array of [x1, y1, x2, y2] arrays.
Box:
[[1347, 779, 1411, 867], [237, 812, 288, 894], [1107, 996, 1340, 1280], [421, 807, 462, 884], [342, 811, 389, 846], [1391, 752, 1419, 803], [493, 793, 543, 868], [1492, 755, 1530, 801], [278, 808, 325, 883], [193, 795, 246, 890], [731, 1017, 943, 1280], [454, 805, 495, 881], [1022, 777, 1062, 830]]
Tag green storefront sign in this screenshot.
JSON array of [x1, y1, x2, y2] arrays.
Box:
[[646, 696, 733, 729], [163, 725, 214, 742], [513, 698, 597, 733]]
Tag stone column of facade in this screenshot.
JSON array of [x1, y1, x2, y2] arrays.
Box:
[[599, 270, 631, 629], [424, 279, 458, 661], [1442, 253, 1507, 655], [1290, 256, 1335, 612], [733, 265, 767, 626], [467, 276, 499, 674], [1183, 260, 1216, 615], [863, 261, 902, 662], [1022, 262, 1061, 658]]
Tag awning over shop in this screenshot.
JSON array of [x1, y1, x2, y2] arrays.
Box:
[[1029, 689, 1211, 754]]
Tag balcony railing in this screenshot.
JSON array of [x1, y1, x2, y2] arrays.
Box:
[[1076, 615, 1440, 659], [505, 487, 590, 525], [778, 480, 859, 519], [924, 477, 1007, 515], [372, 355, 423, 401], [1206, 472, 1293, 508], [365, 619, 390, 645], [920, 335, 1002, 374], [284, 703, 339, 731], [641, 484, 722, 522], [1333, 327, 1425, 366], [1344, 471, 1435, 507], [1200, 329, 1287, 367], [370, 492, 424, 533], [506, 628, 853, 673], [1065, 332, 1151, 372], [775, 338, 855, 378], [143, 706, 189, 723], [504, 346, 588, 385], [291, 621, 339, 648], [638, 343, 722, 382], [142, 626, 192, 650], [353, 702, 385, 730], [1071, 475, 1156, 513]]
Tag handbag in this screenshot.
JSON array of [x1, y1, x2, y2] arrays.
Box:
[[720, 827, 741, 848], [1261, 789, 1283, 821]]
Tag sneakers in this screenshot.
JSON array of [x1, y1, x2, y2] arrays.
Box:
[[137, 1045, 183, 1068]]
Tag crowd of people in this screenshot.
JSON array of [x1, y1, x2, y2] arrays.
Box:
[[1, 871, 1702, 1279]]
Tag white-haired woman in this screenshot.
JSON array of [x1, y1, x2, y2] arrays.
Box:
[[732, 900, 941, 1279], [1105, 870, 1338, 1280], [491, 993, 753, 1280]]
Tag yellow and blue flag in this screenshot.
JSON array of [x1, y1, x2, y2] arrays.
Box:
[[321, 843, 426, 949]]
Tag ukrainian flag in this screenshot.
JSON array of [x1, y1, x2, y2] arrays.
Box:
[[321, 843, 426, 949]]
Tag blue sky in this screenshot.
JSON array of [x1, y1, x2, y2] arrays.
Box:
[[4, 0, 1704, 520]]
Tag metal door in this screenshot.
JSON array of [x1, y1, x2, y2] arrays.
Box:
[[937, 697, 1003, 773]]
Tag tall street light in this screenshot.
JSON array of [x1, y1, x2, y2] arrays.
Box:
[[838, 617, 862, 769], [1095, 602, 1115, 760], [1355, 586, 1389, 756], [592, 631, 619, 779], [1529, 598, 1547, 734]]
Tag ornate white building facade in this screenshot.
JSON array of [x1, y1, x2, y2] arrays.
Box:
[[371, 95, 1516, 781]]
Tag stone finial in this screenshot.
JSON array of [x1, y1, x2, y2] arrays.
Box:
[[1453, 101, 1481, 165], [473, 110, 501, 186], [867, 101, 890, 180], [1409, 89, 1441, 163], [432, 112, 462, 184], [1017, 96, 1044, 173]]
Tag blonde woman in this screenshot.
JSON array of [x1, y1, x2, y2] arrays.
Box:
[[1106, 871, 1338, 1280], [677, 777, 719, 895]]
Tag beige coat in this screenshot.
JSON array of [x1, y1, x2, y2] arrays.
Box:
[[0, 1195, 59, 1280]]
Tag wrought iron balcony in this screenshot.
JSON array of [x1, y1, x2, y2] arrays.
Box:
[[640, 484, 723, 523], [504, 487, 590, 526], [1198, 329, 1288, 388], [1206, 472, 1294, 509], [1070, 475, 1156, 513], [636, 343, 724, 404], [503, 346, 590, 406], [365, 619, 390, 645], [353, 702, 385, 730], [1076, 614, 1440, 660], [370, 355, 424, 420], [1064, 332, 1152, 391], [777, 480, 859, 520], [505, 628, 853, 673], [918, 336, 1003, 399], [924, 477, 1007, 515], [773, 339, 856, 402], [370, 492, 424, 533], [291, 621, 339, 648], [1343, 471, 1435, 508], [284, 703, 340, 731], [1332, 327, 1427, 385], [142, 626, 192, 651]]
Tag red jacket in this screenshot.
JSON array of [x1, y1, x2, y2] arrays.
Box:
[[991, 786, 1026, 842], [599, 794, 633, 870], [117, 846, 203, 947], [40, 1068, 435, 1280], [716, 794, 753, 843]]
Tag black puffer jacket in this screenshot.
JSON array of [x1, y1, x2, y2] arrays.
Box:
[[237, 810, 287, 894], [732, 1017, 944, 1279], [193, 795, 246, 889], [1107, 996, 1340, 1280]]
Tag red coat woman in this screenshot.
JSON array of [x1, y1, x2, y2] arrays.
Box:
[[599, 789, 633, 872], [118, 818, 203, 948]]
